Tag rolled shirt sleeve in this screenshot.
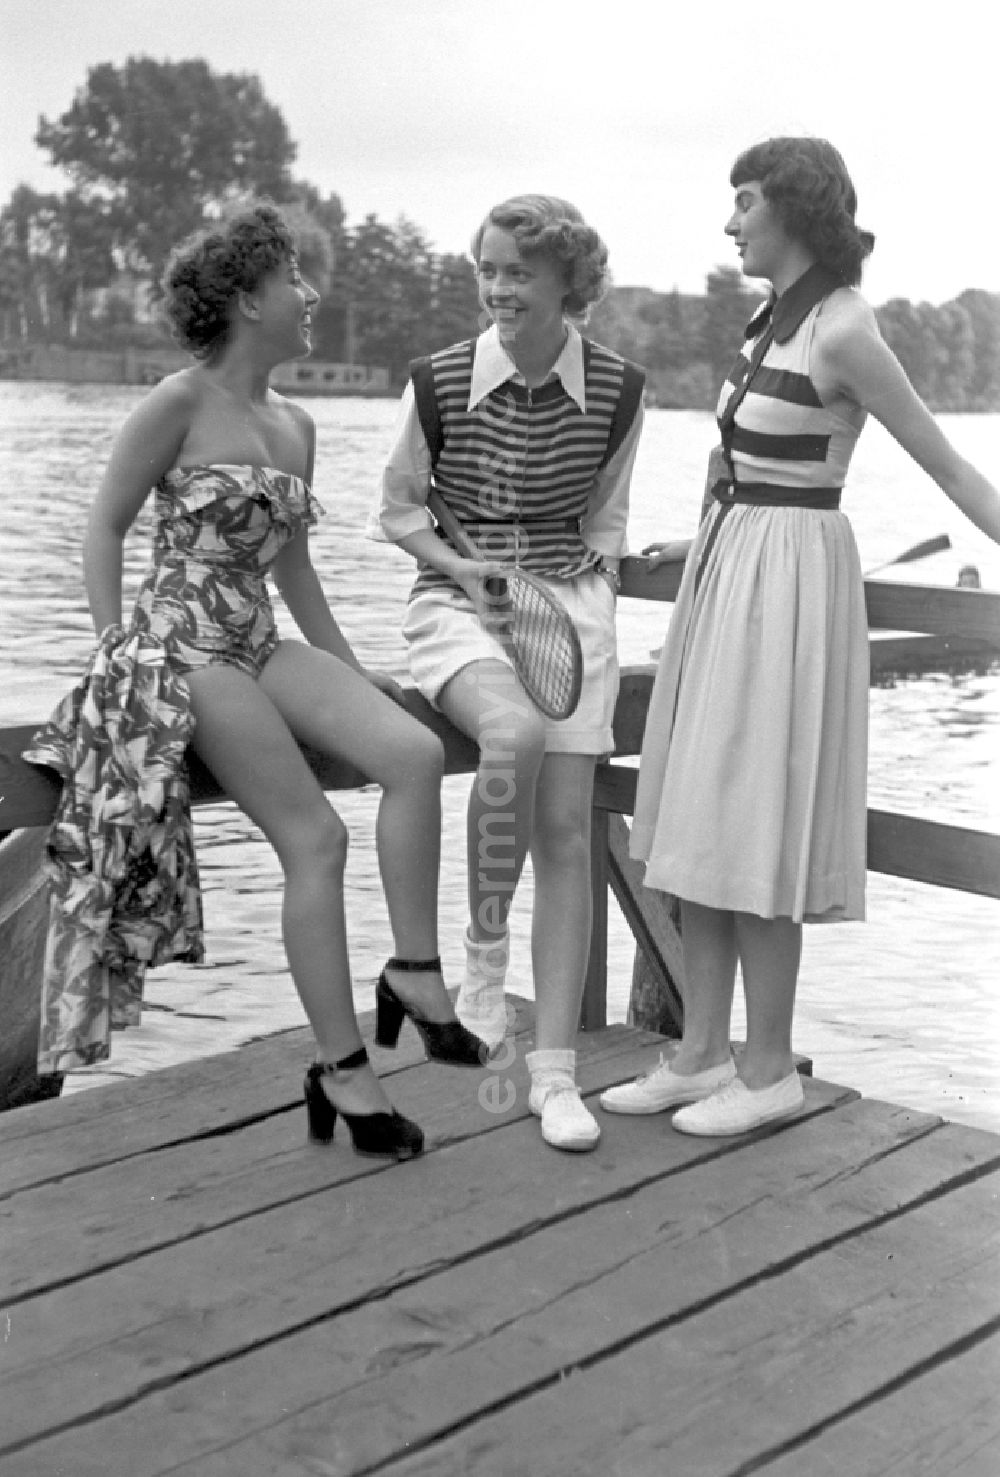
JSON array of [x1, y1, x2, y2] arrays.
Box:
[[368, 382, 435, 543], [580, 398, 645, 562]]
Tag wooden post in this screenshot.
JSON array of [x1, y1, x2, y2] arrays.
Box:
[[580, 806, 609, 1030], [604, 813, 685, 1038]]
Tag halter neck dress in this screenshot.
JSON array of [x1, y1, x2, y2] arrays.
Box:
[[631, 273, 870, 923], [25, 464, 322, 1073]]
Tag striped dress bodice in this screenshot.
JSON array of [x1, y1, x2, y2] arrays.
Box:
[[718, 299, 861, 490], [414, 337, 630, 592]]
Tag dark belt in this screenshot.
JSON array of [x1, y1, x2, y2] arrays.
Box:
[[696, 480, 843, 590]]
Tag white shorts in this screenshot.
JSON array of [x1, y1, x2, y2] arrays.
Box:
[[403, 569, 620, 755]]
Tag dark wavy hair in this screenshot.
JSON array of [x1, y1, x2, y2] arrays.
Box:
[[161, 202, 297, 358], [730, 138, 875, 286], [470, 194, 609, 318]]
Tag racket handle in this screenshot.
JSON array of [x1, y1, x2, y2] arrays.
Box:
[[427, 490, 482, 561]]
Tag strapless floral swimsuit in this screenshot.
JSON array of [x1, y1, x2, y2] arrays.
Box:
[[131, 463, 323, 677]]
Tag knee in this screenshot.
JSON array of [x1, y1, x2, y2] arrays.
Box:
[[533, 806, 590, 868], [296, 807, 350, 881], [479, 709, 546, 780]]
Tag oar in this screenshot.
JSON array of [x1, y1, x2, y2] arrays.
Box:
[[864, 533, 951, 577]]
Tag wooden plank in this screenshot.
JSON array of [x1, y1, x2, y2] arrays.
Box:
[[594, 761, 1000, 899], [0, 691, 481, 830], [0, 1019, 650, 1303], [0, 1059, 856, 1453], [605, 810, 685, 1033], [370, 1168, 1000, 1477], [864, 581, 1000, 642], [868, 808, 1000, 897], [619, 555, 1000, 643], [7, 1103, 995, 1475], [580, 807, 609, 1029], [760, 1335, 1000, 1477]]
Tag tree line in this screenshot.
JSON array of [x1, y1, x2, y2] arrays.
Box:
[[2, 57, 999, 412]]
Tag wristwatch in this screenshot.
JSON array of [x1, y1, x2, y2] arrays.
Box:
[[597, 560, 621, 595]]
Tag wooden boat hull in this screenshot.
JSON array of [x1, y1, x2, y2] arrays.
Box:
[[0, 829, 63, 1108], [869, 632, 1000, 681]]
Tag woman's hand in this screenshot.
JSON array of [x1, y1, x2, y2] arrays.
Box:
[[451, 559, 511, 620], [641, 539, 692, 569]]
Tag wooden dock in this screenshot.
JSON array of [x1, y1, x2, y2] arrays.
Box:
[[2, 996, 998, 1476]]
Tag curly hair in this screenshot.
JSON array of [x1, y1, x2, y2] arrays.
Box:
[[160, 202, 298, 358], [470, 195, 609, 318], [730, 138, 875, 286]]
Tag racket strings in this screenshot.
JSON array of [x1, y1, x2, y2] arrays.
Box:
[[510, 581, 577, 707]]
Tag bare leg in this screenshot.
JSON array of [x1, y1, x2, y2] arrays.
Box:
[[260, 643, 454, 1020], [437, 658, 545, 944], [670, 900, 738, 1075], [186, 663, 390, 1114], [734, 912, 801, 1088], [529, 753, 597, 1050]]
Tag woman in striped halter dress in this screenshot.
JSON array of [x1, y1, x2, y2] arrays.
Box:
[[377, 196, 645, 1151], [602, 138, 1000, 1136]]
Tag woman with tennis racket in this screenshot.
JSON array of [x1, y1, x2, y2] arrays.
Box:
[[376, 194, 645, 1151], [600, 137, 1000, 1136]]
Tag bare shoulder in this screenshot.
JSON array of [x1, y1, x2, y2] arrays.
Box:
[[815, 287, 880, 350], [272, 389, 315, 436], [121, 366, 203, 434]]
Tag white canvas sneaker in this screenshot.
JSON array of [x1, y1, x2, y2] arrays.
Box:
[[599, 1053, 736, 1115], [671, 1071, 804, 1136], [529, 1082, 601, 1152]]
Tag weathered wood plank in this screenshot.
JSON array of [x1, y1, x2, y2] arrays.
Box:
[[6, 1104, 995, 1476], [0, 1019, 649, 1302], [606, 810, 685, 1034], [619, 556, 1000, 643], [0, 1064, 856, 1452], [760, 1335, 1000, 1477], [579, 807, 609, 1029], [593, 759, 1000, 899], [372, 1169, 1000, 1477], [868, 807, 1000, 896], [0, 691, 480, 830]]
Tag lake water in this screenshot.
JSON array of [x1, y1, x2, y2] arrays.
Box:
[[1, 382, 997, 1130]]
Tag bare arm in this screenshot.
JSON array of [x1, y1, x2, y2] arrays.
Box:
[[271, 531, 365, 672], [814, 297, 1000, 544], [83, 374, 198, 632]]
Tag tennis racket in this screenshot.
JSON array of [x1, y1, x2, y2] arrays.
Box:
[[427, 490, 584, 721]]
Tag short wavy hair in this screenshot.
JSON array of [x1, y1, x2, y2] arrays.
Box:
[[161, 202, 297, 358], [730, 138, 875, 286], [470, 195, 609, 318]]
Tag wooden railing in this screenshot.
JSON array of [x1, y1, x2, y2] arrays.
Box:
[[1, 558, 998, 1072]]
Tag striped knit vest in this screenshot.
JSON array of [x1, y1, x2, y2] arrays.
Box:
[[717, 299, 860, 491], [410, 336, 642, 594]]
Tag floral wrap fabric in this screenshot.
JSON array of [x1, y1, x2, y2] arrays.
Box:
[[24, 626, 204, 1073]]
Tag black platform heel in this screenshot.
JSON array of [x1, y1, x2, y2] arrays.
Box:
[[303, 1045, 424, 1159], [375, 956, 489, 1066]]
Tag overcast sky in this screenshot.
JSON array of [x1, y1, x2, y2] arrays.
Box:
[[1, 0, 995, 306]]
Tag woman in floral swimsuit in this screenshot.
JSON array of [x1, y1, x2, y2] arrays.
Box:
[[28, 204, 488, 1160]]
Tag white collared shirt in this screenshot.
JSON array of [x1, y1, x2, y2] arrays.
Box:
[[372, 324, 642, 562]]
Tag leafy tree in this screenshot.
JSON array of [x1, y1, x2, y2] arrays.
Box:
[[427, 252, 480, 350], [701, 266, 760, 388], [35, 57, 297, 281], [956, 289, 1000, 410]]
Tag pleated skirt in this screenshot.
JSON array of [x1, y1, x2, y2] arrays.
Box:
[[630, 502, 870, 923]]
